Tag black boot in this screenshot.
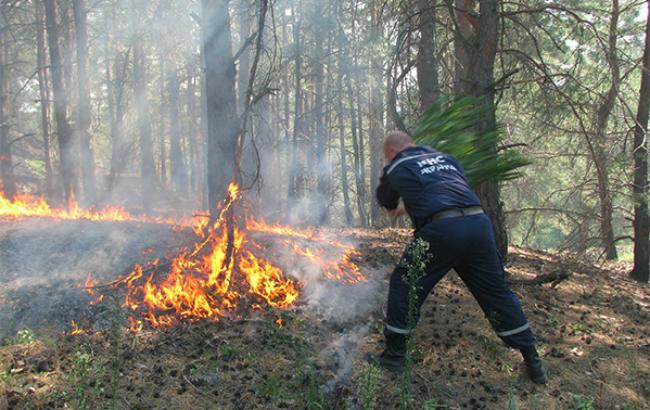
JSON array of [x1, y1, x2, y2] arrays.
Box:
[[365, 332, 406, 373], [520, 347, 548, 384]]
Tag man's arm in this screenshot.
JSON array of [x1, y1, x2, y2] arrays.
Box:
[[376, 173, 400, 210]]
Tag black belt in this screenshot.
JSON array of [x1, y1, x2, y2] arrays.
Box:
[[426, 205, 484, 223]]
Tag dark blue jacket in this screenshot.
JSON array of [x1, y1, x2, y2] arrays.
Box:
[[376, 145, 481, 229]]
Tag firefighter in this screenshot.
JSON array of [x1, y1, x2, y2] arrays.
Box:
[[368, 130, 548, 384]]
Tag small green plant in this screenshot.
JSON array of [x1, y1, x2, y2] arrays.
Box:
[[626, 350, 650, 400], [64, 346, 107, 410], [107, 302, 124, 409], [255, 375, 288, 402], [301, 367, 324, 410], [9, 329, 35, 345], [505, 377, 520, 410], [546, 316, 561, 329], [218, 344, 240, 360], [571, 322, 591, 334], [399, 238, 430, 410], [569, 395, 594, 410], [479, 335, 511, 373], [357, 362, 382, 410]]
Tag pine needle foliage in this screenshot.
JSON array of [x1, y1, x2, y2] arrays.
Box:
[[412, 96, 531, 187]]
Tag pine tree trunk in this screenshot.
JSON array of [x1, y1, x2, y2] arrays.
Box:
[[168, 68, 186, 193], [416, 0, 439, 112], [346, 73, 367, 227], [313, 11, 328, 225], [158, 55, 167, 186], [107, 47, 128, 196], [336, 68, 353, 225], [631, 2, 650, 283], [72, 0, 96, 205], [36, 0, 53, 199], [593, 0, 620, 260], [44, 0, 76, 205], [453, 0, 507, 257], [288, 7, 302, 207], [132, 34, 156, 212], [201, 0, 238, 214], [0, 7, 16, 199], [369, 0, 384, 226]]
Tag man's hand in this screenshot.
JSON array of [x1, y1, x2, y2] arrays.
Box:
[[386, 203, 406, 217]]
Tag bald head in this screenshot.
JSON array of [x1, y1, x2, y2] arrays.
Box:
[[383, 131, 415, 163]]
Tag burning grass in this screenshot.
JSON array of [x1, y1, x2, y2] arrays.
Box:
[[0, 191, 188, 225], [1, 239, 648, 409], [73, 183, 367, 331], [1, 193, 648, 409]]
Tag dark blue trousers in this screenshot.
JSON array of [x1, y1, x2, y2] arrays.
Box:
[[385, 213, 536, 349]]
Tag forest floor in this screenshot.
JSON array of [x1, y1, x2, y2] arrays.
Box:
[[0, 219, 649, 410]]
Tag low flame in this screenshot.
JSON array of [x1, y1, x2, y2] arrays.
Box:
[[70, 320, 84, 336], [1, 185, 365, 330], [0, 191, 188, 225]]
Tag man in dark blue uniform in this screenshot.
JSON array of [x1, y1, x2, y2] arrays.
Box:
[[370, 131, 548, 384]]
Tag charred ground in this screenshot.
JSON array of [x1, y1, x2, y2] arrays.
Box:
[[0, 221, 648, 409]]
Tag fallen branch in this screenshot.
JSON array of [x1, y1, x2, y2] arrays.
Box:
[[508, 270, 570, 288]]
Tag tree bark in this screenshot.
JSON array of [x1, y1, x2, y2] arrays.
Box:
[[201, 0, 238, 214], [0, 7, 15, 199], [168, 67, 186, 193], [158, 55, 167, 186], [107, 47, 128, 196], [416, 0, 440, 112], [592, 0, 620, 260], [131, 2, 156, 212], [288, 6, 302, 207], [44, 0, 76, 205], [346, 73, 367, 227], [36, 0, 53, 199], [453, 0, 508, 257], [313, 6, 328, 225], [369, 0, 385, 226], [72, 0, 96, 205], [631, 1, 650, 283], [336, 66, 353, 225]]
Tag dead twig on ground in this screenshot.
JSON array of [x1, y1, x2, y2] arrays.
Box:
[[508, 270, 571, 288]]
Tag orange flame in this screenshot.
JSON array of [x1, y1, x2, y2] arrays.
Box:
[[70, 320, 84, 336], [0, 191, 192, 225], [93, 182, 366, 329]]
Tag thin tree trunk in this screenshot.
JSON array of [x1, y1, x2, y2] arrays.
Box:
[[314, 16, 328, 224], [107, 48, 128, 196], [631, 0, 650, 283], [336, 67, 353, 225], [201, 0, 238, 214], [416, 0, 440, 112], [237, 0, 251, 116], [131, 18, 156, 212], [369, 0, 384, 226], [346, 73, 367, 227], [288, 7, 302, 206], [159, 54, 167, 186], [72, 0, 96, 205], [0, 7, 15, 199], [168, 67, 186, 193], [44, 0, 76, 205], [187, 73, 199, 194], [36, 0, 53, 199], [593, 0, 620, 260]]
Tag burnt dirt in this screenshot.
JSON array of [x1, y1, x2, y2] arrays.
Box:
[[1, 221, 649, 409]]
